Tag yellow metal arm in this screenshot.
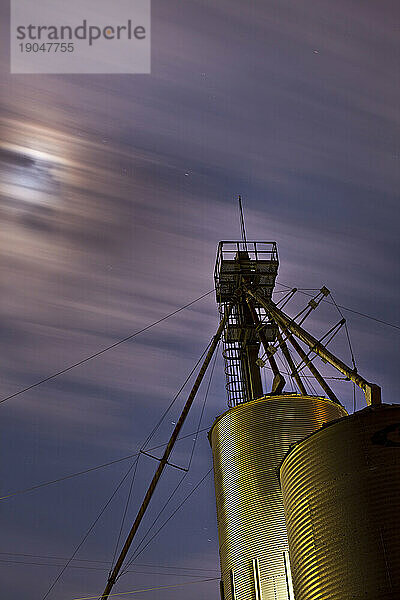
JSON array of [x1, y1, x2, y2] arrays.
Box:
[[245, 287, 381, 406], [100, 301, 235, 599]]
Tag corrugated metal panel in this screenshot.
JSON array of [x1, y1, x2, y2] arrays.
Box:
[[280, 404, 400, 600], [209, 394, 347, 600]]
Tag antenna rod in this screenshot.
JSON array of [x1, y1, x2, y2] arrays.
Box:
[[100, 301, 235, 600], [238, 196, 248, 251]]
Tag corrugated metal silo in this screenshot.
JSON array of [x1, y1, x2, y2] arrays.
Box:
[[280, 403, 400, 600], [209, 393, 347, 600]]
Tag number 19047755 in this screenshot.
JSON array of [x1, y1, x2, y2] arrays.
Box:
[[19, 42, 74, 52]]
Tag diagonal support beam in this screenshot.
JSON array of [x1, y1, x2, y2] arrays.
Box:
[[275, 329, 307, 396], [283, 329, 340, 404], [245, 287, 381, 406], [246, 299, 285, 395], [100, 301, 235, 599]]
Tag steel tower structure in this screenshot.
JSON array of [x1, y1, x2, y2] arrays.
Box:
[[214, 240, 280, 406], [209, 230, 382, 600], [99, 207, 396, 600]]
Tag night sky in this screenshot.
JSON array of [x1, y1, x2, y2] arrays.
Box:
[[1, 1, 399, 598]]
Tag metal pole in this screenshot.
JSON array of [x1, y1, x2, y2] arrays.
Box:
[[238, 196, 248, 252], [275, 330, 307, 396], [100, 302, 234, 599], [246, 288, 381, 406], [283, 329, 340, 404], [238, 298, 263, 400], [246, 299, 285, 394]]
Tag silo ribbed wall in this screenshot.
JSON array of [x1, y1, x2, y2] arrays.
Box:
[[209, 394, 347, 600], [280, 404, 400, 600]]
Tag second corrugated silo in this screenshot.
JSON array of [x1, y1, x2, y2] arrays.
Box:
[[209, 393, 347, 600], [280, 403, 400, 600]]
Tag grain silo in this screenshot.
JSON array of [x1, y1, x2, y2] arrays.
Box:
[[209, 393, 347, 599], [280, 403, 400, 600]]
